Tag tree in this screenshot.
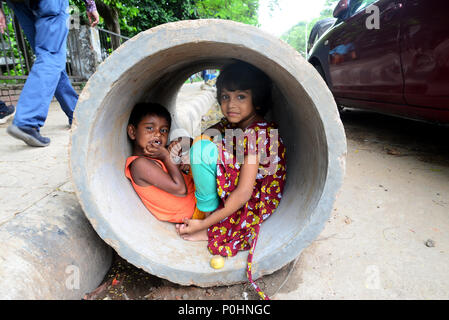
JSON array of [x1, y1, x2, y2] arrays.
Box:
[[69, 0, 279, 41], [281, 0, 340, 57], [194, 0, 260, 26], [320, 0, 341, 18], [124, 0, 199, 37], [281, 21, 308, 56]]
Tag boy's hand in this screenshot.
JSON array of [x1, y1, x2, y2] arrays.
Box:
[[144, 142, 169, 161]]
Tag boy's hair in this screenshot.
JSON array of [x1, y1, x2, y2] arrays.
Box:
[[216, 61, 273, 116], [128, 102, 172, 128]]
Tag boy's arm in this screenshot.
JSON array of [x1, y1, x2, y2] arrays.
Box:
[[130, 145, 187, 197]]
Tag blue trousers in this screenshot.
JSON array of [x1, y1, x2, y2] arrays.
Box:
[[7, 0, 78, 129]]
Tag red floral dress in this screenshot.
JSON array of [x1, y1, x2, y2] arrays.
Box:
[[208, 118, 287, 299]]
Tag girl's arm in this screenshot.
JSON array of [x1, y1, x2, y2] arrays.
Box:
[[179, 153, 259, 234], [130, 143, 187, 197]]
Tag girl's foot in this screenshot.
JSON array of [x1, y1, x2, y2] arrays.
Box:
[[180, 226, 208, 241]]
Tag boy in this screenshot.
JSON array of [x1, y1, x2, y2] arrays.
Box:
[[125, 102, 197, 223]]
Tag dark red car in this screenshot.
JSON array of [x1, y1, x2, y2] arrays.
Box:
[[308, 0, 449, 124]]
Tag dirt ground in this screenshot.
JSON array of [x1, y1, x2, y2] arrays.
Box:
[[84, 107, 449, 301]]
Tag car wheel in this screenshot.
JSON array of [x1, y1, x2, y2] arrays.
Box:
[[314, 63, 344, 113]]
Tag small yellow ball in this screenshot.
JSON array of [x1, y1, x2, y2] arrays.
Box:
[[210, 255, 225, 269]]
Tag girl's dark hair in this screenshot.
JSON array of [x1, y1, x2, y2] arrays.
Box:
[[216, 61, 273, 116], [128, 102, 171, 128]]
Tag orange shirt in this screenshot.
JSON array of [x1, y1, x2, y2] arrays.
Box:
[[125, 156, 196, 223]]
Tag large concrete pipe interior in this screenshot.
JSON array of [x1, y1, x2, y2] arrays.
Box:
[[70, 20, 347, 287]]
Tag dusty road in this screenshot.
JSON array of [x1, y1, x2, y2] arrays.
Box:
[[87, 107, 449, 300]]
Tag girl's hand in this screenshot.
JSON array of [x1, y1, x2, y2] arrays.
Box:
[[179, 163, 191, 173], [179, 148, 191, 172], [178, 218, 204, 235], [144, 142, 169, 161], [168, 140, 191, 169], [167, 140, 181, 154], [168, 141, 182, 164]]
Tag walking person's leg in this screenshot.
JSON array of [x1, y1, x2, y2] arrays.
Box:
[[54, 69, 78, 126], [6, 0, 70, 147], [0, 101, 15, 124]]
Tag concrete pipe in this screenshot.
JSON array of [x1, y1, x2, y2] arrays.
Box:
[[70, 19, 347, 287]]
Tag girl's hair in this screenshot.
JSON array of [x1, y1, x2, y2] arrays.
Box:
[[128, 102, 172, 128], [216, 61, 273, 116]]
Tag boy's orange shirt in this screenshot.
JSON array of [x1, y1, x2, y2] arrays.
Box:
[[125, 156, 196, 223]]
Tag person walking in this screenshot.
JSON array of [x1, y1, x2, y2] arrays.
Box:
[[0, 0, 99, 147], [0, 100, 14, 124]]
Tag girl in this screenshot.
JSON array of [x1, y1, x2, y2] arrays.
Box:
[[176, 61, 287, 299]]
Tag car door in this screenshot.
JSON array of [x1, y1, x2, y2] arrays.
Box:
[[328, 0, 405, 104], [400, 0, 449, 110]]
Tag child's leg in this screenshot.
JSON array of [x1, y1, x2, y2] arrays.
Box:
[[190, 136, 220, 213], [176, 136, 219, 241]]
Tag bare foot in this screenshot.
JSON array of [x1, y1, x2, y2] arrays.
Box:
[[180, 228, 208, 241]]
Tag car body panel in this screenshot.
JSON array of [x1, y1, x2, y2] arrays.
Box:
[[307, 17, 337, 53], [308, 0, 449, 124], [329, 0, 404, 104], [400, 0, 449, 110]]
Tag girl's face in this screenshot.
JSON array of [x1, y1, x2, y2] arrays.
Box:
[[128, 114, 169, 155], [219, 88, 259, 129]]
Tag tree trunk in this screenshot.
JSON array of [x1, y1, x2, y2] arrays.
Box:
[[94, 0, 121, 50]]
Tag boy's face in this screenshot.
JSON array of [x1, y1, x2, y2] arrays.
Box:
[[219, 88, 257, 129], [128, 114, 170, 154]]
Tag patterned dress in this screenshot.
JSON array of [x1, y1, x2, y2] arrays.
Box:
[[207, 118, 287, 299]]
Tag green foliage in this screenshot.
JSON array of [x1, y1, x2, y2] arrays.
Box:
[[194, 0, 260, 26], [1, 5, 31, 83], [281, 21, 308, 56], [321, 0, 341, 18], [69, 0, 267, 38], [124, 0, 199, 37], [281, 0, 340, 57]]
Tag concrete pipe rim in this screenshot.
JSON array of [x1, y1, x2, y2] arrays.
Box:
[[69, 19, 347, 287]]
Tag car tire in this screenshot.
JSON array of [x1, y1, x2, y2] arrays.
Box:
[[314, 63, 344, 113]]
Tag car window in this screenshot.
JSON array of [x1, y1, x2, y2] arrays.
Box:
[[349, 0, 378, 17]]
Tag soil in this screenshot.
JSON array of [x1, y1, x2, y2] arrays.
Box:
[[84, 251, 297, 301]]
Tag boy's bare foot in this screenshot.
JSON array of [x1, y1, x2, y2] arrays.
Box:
[[175, 223, 182, 234]]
